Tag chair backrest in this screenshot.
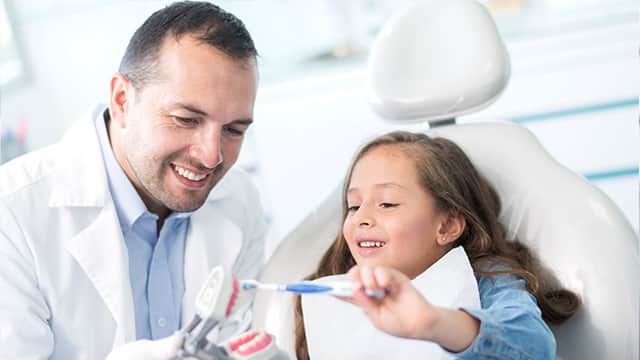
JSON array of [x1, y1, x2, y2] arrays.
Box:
[[251, 187, 341, 357], [252, 1, 640, 359]]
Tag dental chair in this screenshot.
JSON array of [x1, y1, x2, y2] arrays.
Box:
[[252, 0, 640, 359]]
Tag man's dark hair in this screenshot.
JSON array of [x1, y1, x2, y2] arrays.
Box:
[[119, 1, 258, 90]]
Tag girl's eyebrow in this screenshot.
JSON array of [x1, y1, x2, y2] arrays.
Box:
[[347, 183, 406, 194]]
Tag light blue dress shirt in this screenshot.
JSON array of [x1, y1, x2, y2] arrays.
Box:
[[95, 110, 191, 340]]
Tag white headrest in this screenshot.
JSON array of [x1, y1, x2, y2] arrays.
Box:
[[367, 0, 510, 122]]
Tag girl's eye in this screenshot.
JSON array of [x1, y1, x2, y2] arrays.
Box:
[[380, 203, 398, 208], [347, 205, 360, 212]]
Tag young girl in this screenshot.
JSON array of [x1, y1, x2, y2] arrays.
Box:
[[294, 131, 580, 359]]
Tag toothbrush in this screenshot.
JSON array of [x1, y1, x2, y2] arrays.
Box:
[[240, 279, 387, 299]]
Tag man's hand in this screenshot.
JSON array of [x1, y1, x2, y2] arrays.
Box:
[[106, 333, 183, 360]]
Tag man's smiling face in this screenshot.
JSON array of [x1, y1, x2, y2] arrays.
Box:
[[110, 34, 257, 215]]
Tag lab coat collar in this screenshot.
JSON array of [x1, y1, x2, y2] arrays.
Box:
[[181, 202, 243, 326], [49, 105, 110, 208], [66, 200, 137, 346], [54, 105, 137, 345]]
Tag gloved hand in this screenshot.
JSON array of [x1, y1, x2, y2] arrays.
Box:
[[106, 333, 184, 360]]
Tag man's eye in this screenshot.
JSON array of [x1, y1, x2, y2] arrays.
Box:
[[174, 116, 198, 126], [380, 203, 398, 208], [224, 126, 245, 137], [347, 205, 360, 212]]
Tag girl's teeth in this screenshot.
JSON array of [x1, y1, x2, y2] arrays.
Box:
[[360, 241, 385, 248]]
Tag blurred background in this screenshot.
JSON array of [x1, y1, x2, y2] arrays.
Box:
[[0, 0, 637, 255]]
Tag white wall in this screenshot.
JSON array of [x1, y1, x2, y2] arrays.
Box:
[[253, 22, 639, 255], [0, 0, 386, 147], [1, 1, 637, 257], [1, 1, 164, 148]]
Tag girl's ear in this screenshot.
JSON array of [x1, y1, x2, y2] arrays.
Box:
[[436, 210, 466, 246]]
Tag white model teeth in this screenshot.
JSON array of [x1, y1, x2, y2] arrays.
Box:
[[238, 332, 266, 352], [174, 165, 207, 181], [360, 241, 385, 248]]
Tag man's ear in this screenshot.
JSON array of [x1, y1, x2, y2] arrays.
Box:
[[436, 210, 466, 246], [109, 73, 133, 129]]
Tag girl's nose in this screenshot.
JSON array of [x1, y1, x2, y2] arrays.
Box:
[[355, 207, 375, 227]]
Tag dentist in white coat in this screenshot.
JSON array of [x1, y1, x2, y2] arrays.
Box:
[[0, 2, 267, 359]]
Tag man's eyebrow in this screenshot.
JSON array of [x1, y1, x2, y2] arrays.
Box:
[[169, 102, 208, 116], [230, 118, 253, 126], [168, 102, 253, 125]]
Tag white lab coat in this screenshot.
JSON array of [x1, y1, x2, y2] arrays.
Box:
[[0, 106, 268, 359]]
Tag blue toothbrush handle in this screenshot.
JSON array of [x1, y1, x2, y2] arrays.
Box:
[[284, 283, 334, 294]]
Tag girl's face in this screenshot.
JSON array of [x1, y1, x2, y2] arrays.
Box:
[[343, 145, 449, 279]]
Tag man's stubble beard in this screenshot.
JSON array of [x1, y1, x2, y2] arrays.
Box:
[[125, 150, 225, 213]]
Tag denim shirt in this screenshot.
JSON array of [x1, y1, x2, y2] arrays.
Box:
[[453, 274, 556, 359]]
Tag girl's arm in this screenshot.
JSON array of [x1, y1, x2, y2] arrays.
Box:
[[452, 274, 556, 359], [349, 265, 555, 359]]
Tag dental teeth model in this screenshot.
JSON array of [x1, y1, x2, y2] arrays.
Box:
[[222, 329, 279, 360]]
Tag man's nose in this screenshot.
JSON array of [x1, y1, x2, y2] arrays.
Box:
[[192, 127, 223, 169]]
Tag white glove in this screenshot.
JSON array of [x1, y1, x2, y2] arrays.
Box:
[[106, 333, 183, 360]]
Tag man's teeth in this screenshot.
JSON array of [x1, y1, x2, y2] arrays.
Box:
[[360, 241, 385, 248], [174, 165, 207, 181]]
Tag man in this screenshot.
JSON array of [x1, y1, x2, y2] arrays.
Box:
[[0, 2, 267, 358]]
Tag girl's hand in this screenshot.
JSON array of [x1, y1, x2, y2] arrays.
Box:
[[345, 265, 481, 352], [346, 265, 438, 340]]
